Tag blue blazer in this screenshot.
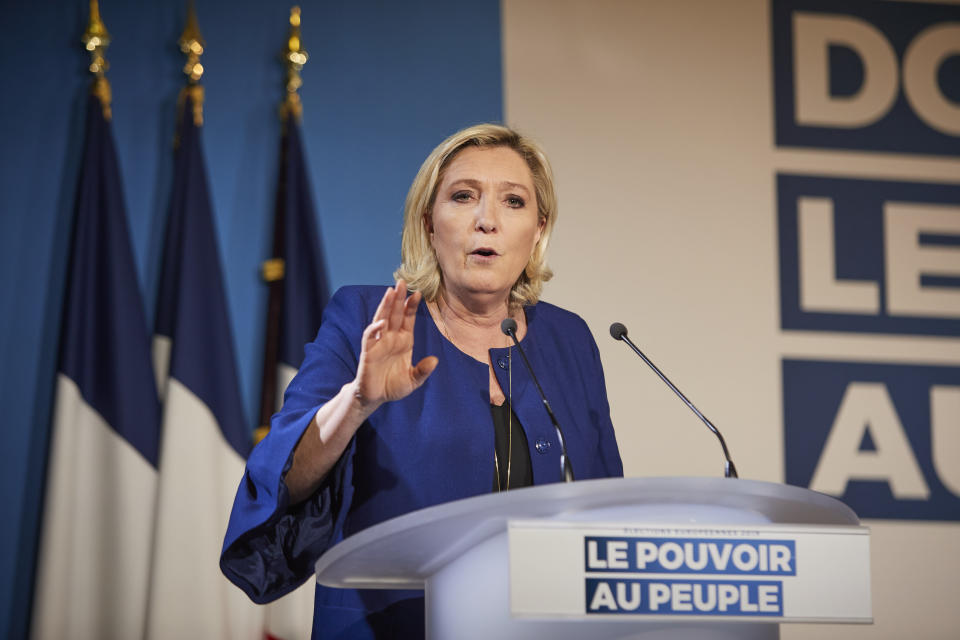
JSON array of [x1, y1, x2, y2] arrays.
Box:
[[221, 285, 623, 638]]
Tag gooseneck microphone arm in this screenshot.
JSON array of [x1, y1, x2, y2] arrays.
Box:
[[501, 318, 574, 482], [609, 322, 738, 479]]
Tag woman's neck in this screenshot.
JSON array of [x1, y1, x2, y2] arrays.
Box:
[[439, 290, 507, 330], [432, 288, 525, 360]]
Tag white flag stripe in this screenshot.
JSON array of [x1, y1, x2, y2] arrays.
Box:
[[277, 362, 297, 404], [262, 580, 314, 640], [146, 378, 264, 640], [32, 375, 157, 640], [151, 335, 172, 398], [262, 362, 315, 640]]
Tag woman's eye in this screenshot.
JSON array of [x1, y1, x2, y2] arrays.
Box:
[[506, 196, 525, 208], [452, 190, 474, 202]]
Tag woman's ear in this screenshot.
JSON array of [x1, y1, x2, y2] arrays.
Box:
[[424, 212, 435, 237], [535, 215, 545, 244]]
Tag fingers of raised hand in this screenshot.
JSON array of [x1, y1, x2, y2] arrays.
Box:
[[388, 280, 408, 331], [372, 285, 394, 327], [361, 318, 387, 351], [412, 355, 438, 387], [402, 290, 421, 333]]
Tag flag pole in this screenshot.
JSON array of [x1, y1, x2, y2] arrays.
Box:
[[256, 6, 308, 444], [82, 0, 112, 119], [281, 6, 307, 124], [255, 12, 327, 635], [178, 0, 206, 127]]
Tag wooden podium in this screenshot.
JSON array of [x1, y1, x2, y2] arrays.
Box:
[[315, 477, 872, 639]]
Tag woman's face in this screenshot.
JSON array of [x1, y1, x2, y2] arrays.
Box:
[[428, 145, 543, 306]]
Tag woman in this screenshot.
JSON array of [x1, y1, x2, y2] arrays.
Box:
[[221, 124, 623, 638]]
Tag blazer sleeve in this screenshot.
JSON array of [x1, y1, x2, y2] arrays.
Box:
[[219, 287, 370, 604]]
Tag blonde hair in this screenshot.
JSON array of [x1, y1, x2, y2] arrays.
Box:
[[394, 123, 557, 309]]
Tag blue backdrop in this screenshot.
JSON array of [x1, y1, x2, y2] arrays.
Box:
[[0, 1, 502, 637]]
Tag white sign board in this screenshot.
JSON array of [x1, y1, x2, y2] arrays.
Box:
[[508, 521, 871, 623]]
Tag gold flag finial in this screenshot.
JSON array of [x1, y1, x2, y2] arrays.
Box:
[[281, 6, 308, 122], [83, 0, 112, 120], [252, 426, 270, 445], [177, 1, 206, 126]]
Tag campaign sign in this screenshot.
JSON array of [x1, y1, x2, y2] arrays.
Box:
[[783, 358, 960, 521], [772, 0, 960, 156], [584, 578, 783, 617], [509, 521, 872, 623], [583, 536, 796, 576], [777, 173, 960, 337]]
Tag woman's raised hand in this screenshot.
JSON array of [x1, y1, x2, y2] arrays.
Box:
[[286, 281, 436, 502], [354, 281, 438, 408]]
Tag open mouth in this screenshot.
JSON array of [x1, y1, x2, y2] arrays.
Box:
[[471, 248, 498, 257]]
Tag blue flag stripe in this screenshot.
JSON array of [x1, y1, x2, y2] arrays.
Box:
[[59, 93, 160, 466], [279, 120, 329, 369], [156, 97, 250, 458]]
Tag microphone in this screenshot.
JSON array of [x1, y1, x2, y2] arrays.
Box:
[[609, 322, 739, 479], [500, 318, 574, 482]]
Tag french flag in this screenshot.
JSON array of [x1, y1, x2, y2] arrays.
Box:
[[256, 112, 331, 640], [31, 91, 161, 640], [146, 94, 262, 639]]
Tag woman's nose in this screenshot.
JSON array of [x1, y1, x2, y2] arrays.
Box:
[[474, 196, 499, 232]]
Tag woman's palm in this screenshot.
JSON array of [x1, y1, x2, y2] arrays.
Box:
[[356, 282, 437, 406]]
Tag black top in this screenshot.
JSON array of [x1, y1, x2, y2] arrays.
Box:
[[489, 401, 533, 491]]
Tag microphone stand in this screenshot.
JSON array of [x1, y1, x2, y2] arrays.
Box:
[[501, 319, 574, 482], [610, 322, 738, 479]]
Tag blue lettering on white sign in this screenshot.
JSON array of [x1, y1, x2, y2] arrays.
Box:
[[783, 358, 960, 520], [584, 537, 796, 575], [777, 173, 960, 336], [585, 578, 783, 616], [772, 0, 960, 156]]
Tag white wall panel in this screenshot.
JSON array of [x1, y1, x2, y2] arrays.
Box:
[[503, 1, 960, 637]]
